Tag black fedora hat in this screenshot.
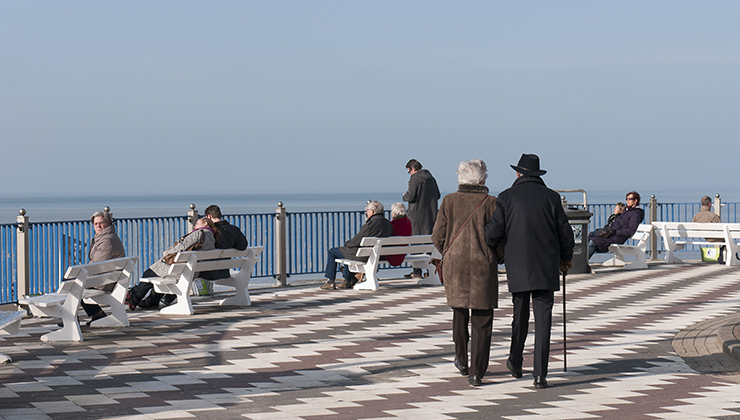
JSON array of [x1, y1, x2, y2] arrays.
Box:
[[511, 153, 547, 176]]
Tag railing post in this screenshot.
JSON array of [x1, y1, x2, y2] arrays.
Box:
[[649, 195, 659, 261], [187, 204, 198, 232], [714, 193, 722, 219], [16, 209, 30, 299], [275, 202, 287, 287]]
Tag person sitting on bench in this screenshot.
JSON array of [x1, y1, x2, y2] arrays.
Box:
[[588, 191, 644, 259]]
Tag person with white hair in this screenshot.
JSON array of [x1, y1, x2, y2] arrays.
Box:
[[432, 159, 502, 387], [383, 203, 412, 267], [320, 201, 392, 290]]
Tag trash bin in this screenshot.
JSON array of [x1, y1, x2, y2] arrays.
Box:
[[564, 207, 593, 274]]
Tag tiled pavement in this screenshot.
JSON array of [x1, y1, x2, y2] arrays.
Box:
[[2, 263, 740, 419]]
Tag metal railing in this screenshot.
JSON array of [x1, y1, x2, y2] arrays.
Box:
[[1, 199, 737, 305]]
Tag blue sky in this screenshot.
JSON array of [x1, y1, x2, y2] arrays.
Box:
[[2, 1, 739, 199]]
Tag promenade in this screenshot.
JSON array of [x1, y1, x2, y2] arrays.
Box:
[[1, 262, 740, 419]]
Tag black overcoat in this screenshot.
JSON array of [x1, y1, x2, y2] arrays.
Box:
[[485, 176, 574, 293], [403, 169, 441, 235]]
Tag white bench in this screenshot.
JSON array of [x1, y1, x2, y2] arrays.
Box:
[[335, 235, 442, 291], [653, 222, 740, 266], [0, 310, 26, 363], [601, 224, 653, 270], [18, 257, 139, 342], [140, 247, 263, 315]]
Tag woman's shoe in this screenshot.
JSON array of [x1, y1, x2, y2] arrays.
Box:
[[86, 311, 107, 326]]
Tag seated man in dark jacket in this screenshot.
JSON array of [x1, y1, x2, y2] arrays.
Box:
[[199, 205, 249, 280], [321, 201, 393, 290], [588, 191, 644, 259]]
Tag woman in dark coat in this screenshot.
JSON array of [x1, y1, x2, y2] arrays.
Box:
[[588, 191, 644, 258], [431, 160, 502, 387]]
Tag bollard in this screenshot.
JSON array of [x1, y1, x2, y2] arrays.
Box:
[[16, 209, 30, 299], [187, 204, 198, 232], [649, 195, 659, 261], [275, 202, 288, 287]]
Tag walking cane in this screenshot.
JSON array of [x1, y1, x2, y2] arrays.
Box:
[[562, 269, 567, 372]]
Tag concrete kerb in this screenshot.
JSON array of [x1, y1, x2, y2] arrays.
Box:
[[717, 314, 740, 365]]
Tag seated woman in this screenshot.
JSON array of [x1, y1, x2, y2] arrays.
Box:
[[125, 217, 218, 309], [605, 202, 626, 229], [588, 192, 644, 259], [383, 202, 413, 267], [79, 211, 126, 326]]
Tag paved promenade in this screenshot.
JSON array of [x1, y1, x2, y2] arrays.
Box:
[[1, 262, 740, 419]]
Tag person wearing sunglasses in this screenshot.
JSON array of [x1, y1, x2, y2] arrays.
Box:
[[587, 191, 644, 259]]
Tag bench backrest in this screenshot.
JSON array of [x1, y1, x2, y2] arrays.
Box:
[[355, 235, 435, 257], [167, 247, 264, 276], [61, 257, 138, 290], [652, 222, 740, 240]]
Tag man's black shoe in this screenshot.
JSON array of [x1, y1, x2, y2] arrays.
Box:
[[468, 375, 482, 387], [454, 358, 468, 376], [506, 358, 522, 378], [533, 376, 548, 389]]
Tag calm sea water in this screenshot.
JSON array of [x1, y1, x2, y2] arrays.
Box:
[[2, 188, 739, 224]]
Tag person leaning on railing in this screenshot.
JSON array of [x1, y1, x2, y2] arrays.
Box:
[[587, 191, 645, 259]]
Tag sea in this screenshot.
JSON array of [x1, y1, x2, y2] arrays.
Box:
[[2, 187, 740, 225]]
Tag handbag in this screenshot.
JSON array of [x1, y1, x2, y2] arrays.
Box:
[[162, 232, 205, 265], [430, 195, 488, 284]]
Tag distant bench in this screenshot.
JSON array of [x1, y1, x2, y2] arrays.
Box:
[[335, 235, 441, 291], [653, 222, 740, 266], [0, 310, 26, 363], [601, 224, 653, 270], [19, 257, 139, 342], [139, 247, 264, 315]]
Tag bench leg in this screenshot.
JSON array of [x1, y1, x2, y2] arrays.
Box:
[[353, 266, 379, 291], [41, 314, 83, 342], [217, 275, 252, 307], [156, 280, 194, 315], [624, 252, 648, 270], [412, 260, 442, 285], [87, 295, 129, 327]]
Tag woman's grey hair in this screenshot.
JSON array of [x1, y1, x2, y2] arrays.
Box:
[[391, 202, 407, 218], [90, 211, 113, 225], [457, 159, 488, 185], [366, 200, 384, 215]]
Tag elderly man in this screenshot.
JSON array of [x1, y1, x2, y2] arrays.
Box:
[[485, 154, 574, 389], [320, 201, 392, 290], [403, 159, 440, 278]]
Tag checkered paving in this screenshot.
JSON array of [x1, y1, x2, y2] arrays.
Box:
[[2, 263, 740, 419]]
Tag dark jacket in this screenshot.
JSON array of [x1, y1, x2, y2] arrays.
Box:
[[403, 169, 441, 235], [485, 176, 574, 293], [339, 213, 393, 260], [385, 216, 412, 267], [432, 184, 500, 310], [200, 220, 249, 280], [588, 206, 644, 253]]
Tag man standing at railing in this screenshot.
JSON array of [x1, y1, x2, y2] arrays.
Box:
[[320, 201, 392, 290], [403, 159, 440, 279]]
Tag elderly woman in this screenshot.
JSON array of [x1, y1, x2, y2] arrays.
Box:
[[125, 217, 218, 309], [383, 202, 412, 267], [81, 211, 126, 325], [432, 160, 502, 387]]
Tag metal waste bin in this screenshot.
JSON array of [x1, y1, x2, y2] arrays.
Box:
[[564, 207, 593, 274], [556, 189, 593, 274]]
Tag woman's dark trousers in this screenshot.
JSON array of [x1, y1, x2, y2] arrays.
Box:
[[452, 307, 493, 378]]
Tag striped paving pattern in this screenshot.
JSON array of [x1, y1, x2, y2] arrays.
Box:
[[1, 263, 740, 419]]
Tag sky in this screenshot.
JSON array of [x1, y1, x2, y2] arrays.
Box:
[[2, 1, 739, 200]]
